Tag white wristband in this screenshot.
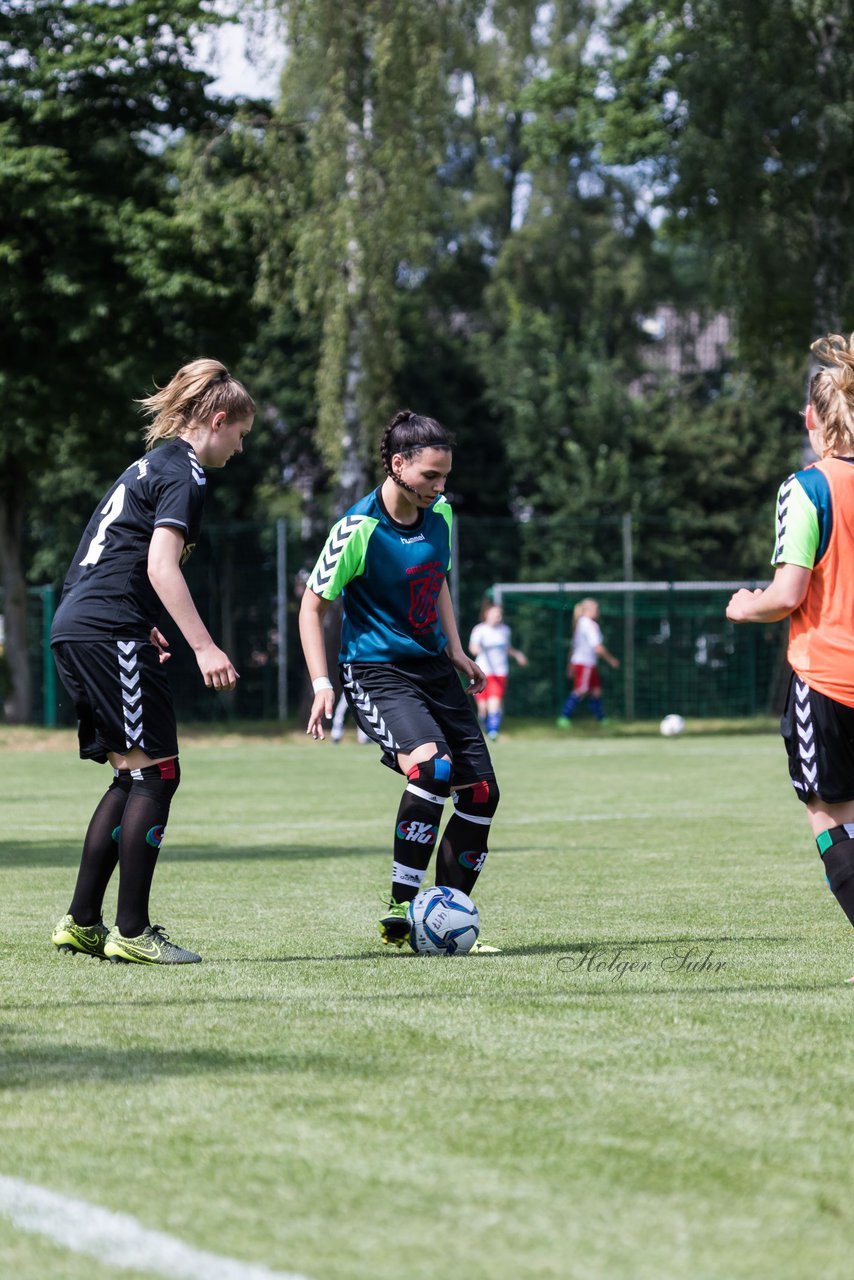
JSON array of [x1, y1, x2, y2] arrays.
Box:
[[312, 676, 333, 694]]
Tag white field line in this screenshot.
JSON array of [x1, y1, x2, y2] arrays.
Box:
[[0, 1175, 312, 1280]]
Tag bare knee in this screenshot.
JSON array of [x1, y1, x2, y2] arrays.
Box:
[[396, 742, 450, 776]]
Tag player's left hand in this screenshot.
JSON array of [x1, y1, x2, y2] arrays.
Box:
[[452, 654, 487, 695], [150, 626, 171, 663]]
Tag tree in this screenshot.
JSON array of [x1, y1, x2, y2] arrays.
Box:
[[268, 0, 475, 512], [598, 0, 854, 355], [467, 0, 818, 579], [453, 2, 668, 577], [0, 0, 260, 720]]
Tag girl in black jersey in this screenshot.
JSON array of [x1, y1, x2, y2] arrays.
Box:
[[50, 359, 254, 965]]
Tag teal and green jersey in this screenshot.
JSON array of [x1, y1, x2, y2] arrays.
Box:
[[307, 487, 454, 663], [772, 463, 838, 569]]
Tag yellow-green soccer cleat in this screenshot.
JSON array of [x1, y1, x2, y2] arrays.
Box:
[[378, 899, 411, 948], [469, 939, 501, 954], [52, 914, 109, 958], [103, 924, 202, 965]]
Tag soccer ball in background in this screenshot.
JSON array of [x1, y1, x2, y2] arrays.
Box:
[[660, 713, 686, 737], [407, 885, 480, 955]]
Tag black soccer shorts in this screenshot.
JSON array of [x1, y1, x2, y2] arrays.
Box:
[[52, 638, 179, 763], [781, 672, 854, 804], [340, 654, 495, 785]]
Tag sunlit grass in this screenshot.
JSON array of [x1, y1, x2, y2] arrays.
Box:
[[2, 726, 853, 1279]]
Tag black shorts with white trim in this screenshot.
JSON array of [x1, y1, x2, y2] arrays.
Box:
[[340, 653, 495, 785], [52, 638, 179, 763], [781, 672, 854, 804]]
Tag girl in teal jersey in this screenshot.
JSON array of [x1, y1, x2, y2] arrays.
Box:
[[300, 410, 501, 951]]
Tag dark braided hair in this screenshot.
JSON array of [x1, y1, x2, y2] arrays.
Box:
[[380, 409, 454, 495]]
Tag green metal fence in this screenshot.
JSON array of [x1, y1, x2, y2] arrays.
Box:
[[494, 582, 787, 722], [8, 519, 785, 727]]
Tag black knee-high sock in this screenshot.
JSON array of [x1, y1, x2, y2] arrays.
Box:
[[817, 826, 854, 928], [115, 760, 180, 937], [391, 764, 451, 902], [68, 770, 132, 925], [435, 780, 500, 897], [833, 880, 854, 927]]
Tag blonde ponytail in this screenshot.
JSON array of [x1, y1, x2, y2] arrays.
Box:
[[138, 358, 256, 449], [809, 333, 854, 455]]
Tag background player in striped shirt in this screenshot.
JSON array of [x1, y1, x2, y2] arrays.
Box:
[[299, 409, 501, 952], [727, 332, 854, 978], [50, 359, 254, 965]]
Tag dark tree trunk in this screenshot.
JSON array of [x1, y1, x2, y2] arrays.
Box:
[[0, 494, 32, 723]]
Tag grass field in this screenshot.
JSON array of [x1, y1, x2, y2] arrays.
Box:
[[3, 723, 854, 1279]]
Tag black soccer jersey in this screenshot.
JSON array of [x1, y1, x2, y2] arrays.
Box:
[[51, 439, 206, 641]]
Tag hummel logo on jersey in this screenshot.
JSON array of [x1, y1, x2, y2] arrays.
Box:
[[400, 533, 425, 544], [396, 820, 438, 844], [135, 458, 149, 478]]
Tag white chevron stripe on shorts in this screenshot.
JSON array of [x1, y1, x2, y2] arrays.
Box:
[[117, 639, 146, 751], [341, 664, 398, 752], [794, 677, 817, 792]]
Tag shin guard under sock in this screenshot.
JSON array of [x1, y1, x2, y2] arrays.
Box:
[[115, 759, 181, 937], [68, 770, 132, 925], [391, 758, 452, 902], [817, 826, 854, 928], [435, 779, 500, 896]]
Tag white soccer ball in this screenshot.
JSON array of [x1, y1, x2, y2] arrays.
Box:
[[407, 885, 480, 955], [660, 713, 686, 737]]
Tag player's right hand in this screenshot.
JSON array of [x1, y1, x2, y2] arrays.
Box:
[[725, 587, 763, 622], [306, 690, 334, 740]]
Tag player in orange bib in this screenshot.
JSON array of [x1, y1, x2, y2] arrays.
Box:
[[727, 332, 854, 979]]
